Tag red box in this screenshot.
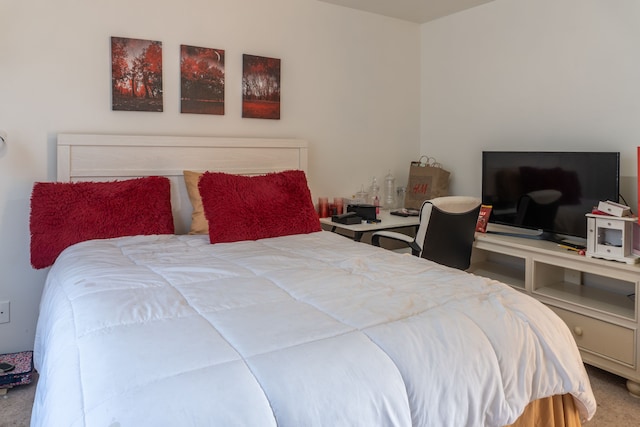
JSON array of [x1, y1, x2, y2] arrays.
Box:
[[0, 351, 34, 388]]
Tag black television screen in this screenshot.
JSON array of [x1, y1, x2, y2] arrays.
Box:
[[482, 151, 620, 243]]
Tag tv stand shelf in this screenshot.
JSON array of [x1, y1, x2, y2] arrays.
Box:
[[470, 229, 640, 396]]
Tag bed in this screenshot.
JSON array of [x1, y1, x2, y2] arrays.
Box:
[[29, 134, 596, 426]]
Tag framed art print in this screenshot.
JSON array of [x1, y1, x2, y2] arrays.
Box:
[[242, 54, 280, 119], [111, 37, 163, 112], [180, 45, 225, 115]]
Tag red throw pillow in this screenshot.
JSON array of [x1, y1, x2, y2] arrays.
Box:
[[29, 176, 174, 269], [198, 170, 321, 244]]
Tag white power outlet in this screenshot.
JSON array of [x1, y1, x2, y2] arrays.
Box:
[[0, 301, 9, 324]]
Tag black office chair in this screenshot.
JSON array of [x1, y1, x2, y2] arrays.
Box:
[[515, 189, 562, 231], [372, 196, 481, 270]]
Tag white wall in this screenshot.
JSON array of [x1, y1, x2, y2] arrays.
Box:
[[0, 0, 420, 354], [421, 0, 640, 211]]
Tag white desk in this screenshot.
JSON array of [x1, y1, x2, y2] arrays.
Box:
[[320, 210, 420, 242]]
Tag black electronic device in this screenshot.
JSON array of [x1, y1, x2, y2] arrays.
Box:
[[332, 211, 362, 225], [481, 151, 620, 244], [347, 204, 377, 221]]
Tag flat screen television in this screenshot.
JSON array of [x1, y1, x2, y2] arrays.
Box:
[[482, 151, 620, 245]]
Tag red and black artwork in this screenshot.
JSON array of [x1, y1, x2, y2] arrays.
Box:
[[242, 54, 280, 120], [111, 37, 163, 112], [180, 45, 225, 115]]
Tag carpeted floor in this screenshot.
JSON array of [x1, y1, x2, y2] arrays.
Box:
[[583, 365, 640, 426], [1, 366, 639, 426], [0, 372, 38, 427]]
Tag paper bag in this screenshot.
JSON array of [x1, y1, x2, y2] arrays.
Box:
[[405, 156, 450, 210]]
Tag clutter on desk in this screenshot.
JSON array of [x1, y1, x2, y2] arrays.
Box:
[[334, 169, 403, 219]]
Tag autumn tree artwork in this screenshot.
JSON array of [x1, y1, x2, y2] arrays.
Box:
[[111, 37, 163, 112], [242, 54, 281, 120], [180, 45, 225, 115]]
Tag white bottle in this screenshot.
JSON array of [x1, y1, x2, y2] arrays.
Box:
[[383, 170, 396, 210]]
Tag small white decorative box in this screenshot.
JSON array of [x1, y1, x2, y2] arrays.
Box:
[[586, 214, 639, 264], [597, 200, 631, 217]]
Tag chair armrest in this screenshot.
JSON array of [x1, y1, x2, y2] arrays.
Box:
[[372, 230, 413, 244], [371, 230, 415, 249]]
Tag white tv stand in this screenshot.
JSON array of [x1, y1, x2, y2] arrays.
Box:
[[469, 226, 640, 396]]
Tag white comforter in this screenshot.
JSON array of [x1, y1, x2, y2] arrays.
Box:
[[32, 231, 596, 426]]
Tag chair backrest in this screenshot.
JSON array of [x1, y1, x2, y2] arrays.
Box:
[[415, 196, 481, 270], [515, 189, 561, 230]]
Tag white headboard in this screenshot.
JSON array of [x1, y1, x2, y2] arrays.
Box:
[[57, 134, 308, 234]]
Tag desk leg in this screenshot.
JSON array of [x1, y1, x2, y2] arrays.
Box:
[[354, 232, 364, 242]]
